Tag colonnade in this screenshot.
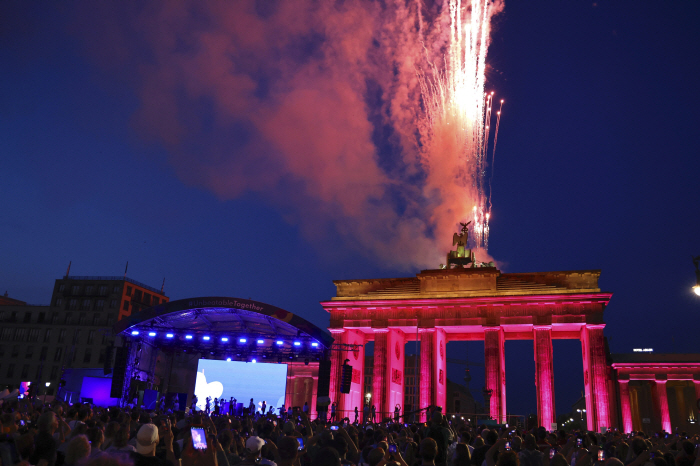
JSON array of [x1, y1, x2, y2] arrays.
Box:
[[329, 323, 611, 432]]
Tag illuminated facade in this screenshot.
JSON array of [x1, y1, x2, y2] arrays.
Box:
[[323, 267, 613, 431]]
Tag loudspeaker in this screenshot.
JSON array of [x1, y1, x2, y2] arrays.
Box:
[[103, 345, 114, 375], [317, 360, 332, 397], [340, 361, 353, 394], [110, 346, 129, 398]]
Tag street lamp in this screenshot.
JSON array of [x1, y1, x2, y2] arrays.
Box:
[[44, 382, 51, 404]]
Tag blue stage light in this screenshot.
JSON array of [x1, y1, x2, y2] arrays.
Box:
[[252, 359, 257, 363], [221, 337, 229, 342], [257, 339, 264, 344], [131, 330, 139, 336], [166, 333, 174, 338], [185, 335, 193, 340], [294, 341, 301, 347], [148, 332, 156, 337], [203, 336, 211, 341], [276, 340, 284, 345], [239, 338, 247, 343], [226, 357, 232, 362], [311, 342, 319, 347]]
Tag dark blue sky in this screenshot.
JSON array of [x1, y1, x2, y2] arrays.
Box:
[[1, 1, 699, 417]]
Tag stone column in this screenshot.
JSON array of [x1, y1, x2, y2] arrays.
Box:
[[618, 379, 633, 433], [533, 325, 555, 429], [654, 379, 672, 433], [419, 328, 435, 422], [694, 379, 700, 417], [581, 324, 611, 431], [484, 326, 506, 423], [372, 329, 389, 420]]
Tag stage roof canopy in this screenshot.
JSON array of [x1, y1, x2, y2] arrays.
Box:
[[113, 297, 333, 358]]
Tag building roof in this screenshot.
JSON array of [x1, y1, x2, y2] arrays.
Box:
[[611, 353, 700, 364], [0, 295, 27, 306], [61, 275, 166, 296]]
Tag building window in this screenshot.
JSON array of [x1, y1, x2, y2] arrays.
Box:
[[98, 349, 106, 364], [44, 329, 51, 342], [54, 347, 63, 362], [58, 284, 65, 293], [81, 300, 91, 311], [50, 366, 58, 379], [71, 285, 80, 295], [133, 289, 142, 302], [110, 299, 118, 308], [83, 349, 92, 364], [113, 285, 121, 293], [0, 328, 13, 341], [10, 312, 17, 321], [55, 298, 63, 307], [68, 299, 78, 310], [28, 329, 40, 342], [35, 365, 42, 379], [0, 346, 4, 357], [87, 330, 95, 345], [98, 285, 108, 296], [21, 364, 29, 379], [153, 297, 160, 306], [85, 285, 94, 295], [143, 293, 151, 306], [93, 314, 100, 325], [96, 299, 104, 309], [122, 301, 129, 311], [38, 312, 45, 323], [102, 334, 110, 345], [23, 313, 31, 323], [6, 364, 14, 378], [79, 313, 87, 325], [73, 330, 81, 344], [52, 313, 59, 324], [58, 329, 66, 343], [40, 347, 48, 361], [64, 313, 72, 324], [126, 286, 132, 296], [107, 314, 114, 325], [15, 328, 27, 341]]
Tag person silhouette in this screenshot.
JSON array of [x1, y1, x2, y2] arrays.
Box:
[[354, 406, 359, 424]]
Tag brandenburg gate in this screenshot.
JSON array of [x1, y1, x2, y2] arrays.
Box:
[[322, 266, 613, 431]]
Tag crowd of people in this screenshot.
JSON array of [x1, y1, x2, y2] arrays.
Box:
[[1, 397, 699, 466]]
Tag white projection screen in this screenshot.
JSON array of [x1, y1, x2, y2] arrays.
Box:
[[194, 359, 288, 412]]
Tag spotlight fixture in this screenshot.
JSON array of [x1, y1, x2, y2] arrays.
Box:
[[148, 332, 156, 337], [311, 342, 319, 347], [257, 339, 264, 344], [239, 338, 247, 343], [131, 330, 139, 336], [185, 335, 193, 340], [276, 341, 284, 346], [252, 359, 257, 363], [203, 336, 211, 341], [293, 341, 301, 347], [221, 337, 229, 342], [166, 333, 174, 338], [226, 357, 232, 362]]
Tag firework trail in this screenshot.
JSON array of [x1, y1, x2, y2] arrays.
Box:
[[417, 0, 503, 255]]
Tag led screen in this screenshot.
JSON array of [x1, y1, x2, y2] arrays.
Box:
[[194, 359, 287, 413]]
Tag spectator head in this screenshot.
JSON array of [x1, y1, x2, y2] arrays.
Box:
[[431, 411, 443, 424], [283, 421, 296, 435], [453, 443, 471, 466], [65, 435, 91, 465], [420, 437, 438, 462], [681, 441, 695, 457], [219, 430, 234, 450], [333, 437, 349, 459], [485, 430, 498, 446], [313, 447, 341, 466], [320, 430, 335, 447], [87, 426, 104, 448], [551, 454, 569, 466], [631, 437, 648, 456], [367, 447, 385, 466], [523, 434, 537, 451], [246, 436, 266, 458], [278, 436, 301, 462], [135, 423, 159, 456], [37, 411, 58, 434], [497, 450, 519, 466]]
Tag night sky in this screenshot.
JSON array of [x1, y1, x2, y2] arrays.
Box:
[[2, 1, 699, 418]]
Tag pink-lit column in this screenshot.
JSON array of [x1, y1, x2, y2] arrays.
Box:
[[484, 326, 506, 423], [694, 379, 700, 410], [581, 324, 610, 431], [654, 378, 672, 433], [419, 328, 435, 422], [372, 329, 389, 420], [533, 325, 555, 429], [618, 379, 633, 433]]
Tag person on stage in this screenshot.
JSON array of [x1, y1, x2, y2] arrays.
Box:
[[394, 404, 400, 423], [371, 404, 376, 423], [354, 406, 359, 424], [205, 396, 211, 415], [330, 402, 337, 422], [229, 397, 235, 416], [249, 398, 255, 416], [214, 397, 220, 415], [363, 403, 369, 424], [280, 404, 285, 420], [191, 394, 198, 412], [287, 405, 293, 420], [302, 401, 309, 416], [261, 400, 267, 416]]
